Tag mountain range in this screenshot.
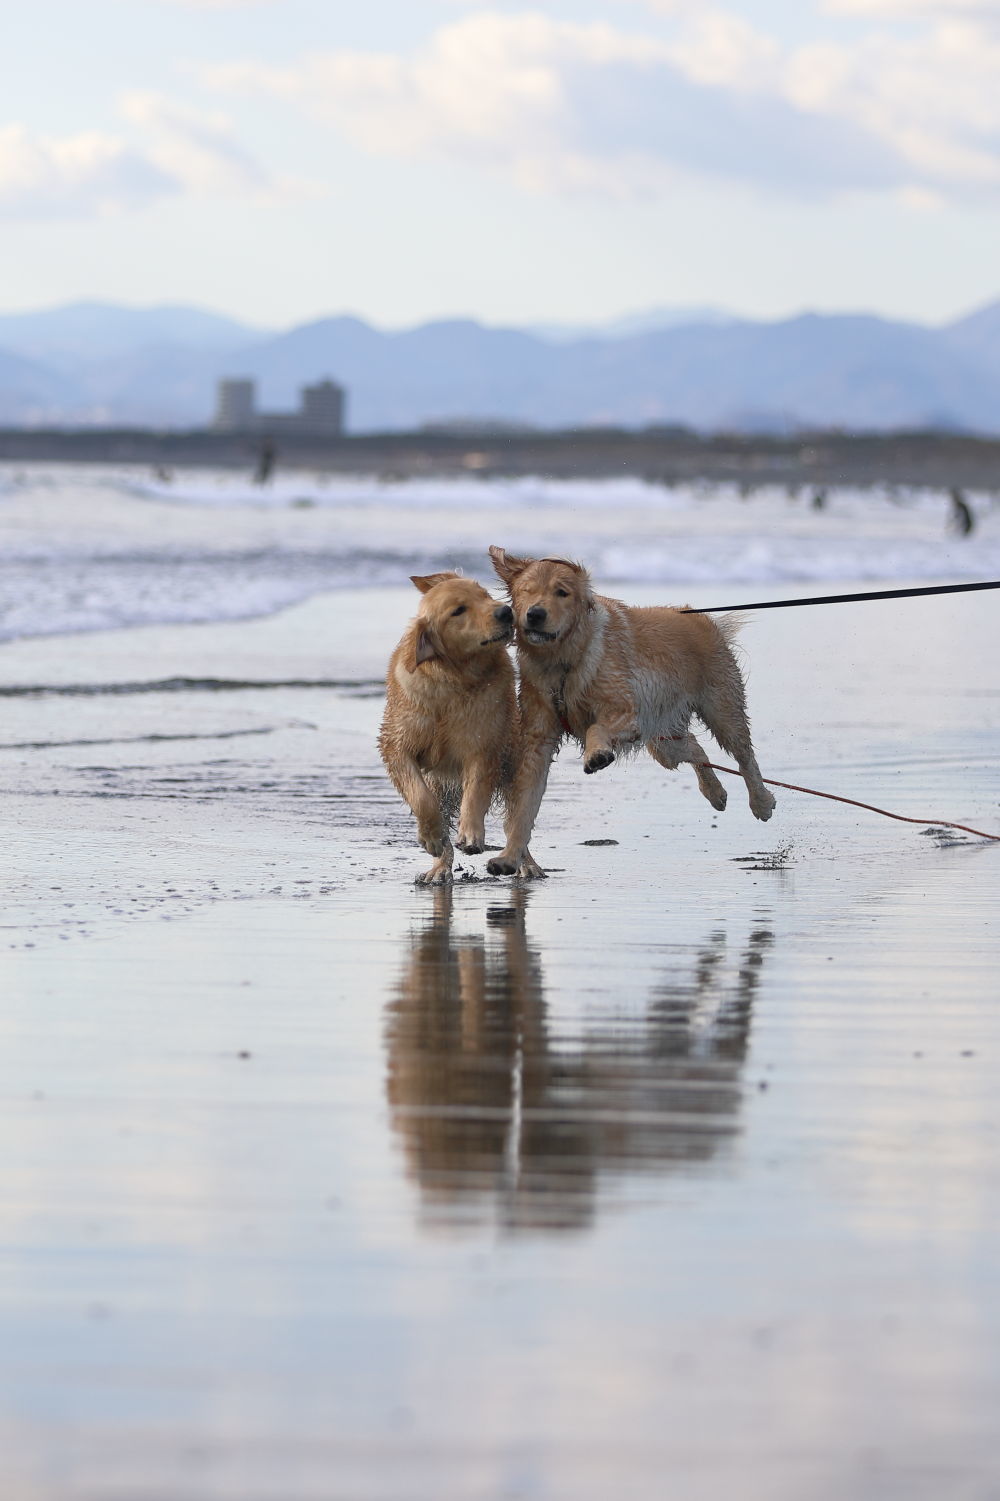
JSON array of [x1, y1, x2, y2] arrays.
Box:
[[1, 299, 1000, 435]]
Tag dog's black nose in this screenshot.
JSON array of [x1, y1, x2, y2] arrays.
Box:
[[526, 605, 547, 626], [494, 604, 513, 625]]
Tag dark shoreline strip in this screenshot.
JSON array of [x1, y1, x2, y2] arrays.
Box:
[[0, 677, 384, 699], [0, 727, 276, 751]]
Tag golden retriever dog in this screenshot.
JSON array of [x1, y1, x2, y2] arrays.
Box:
[[379, 572, 542, 883], [485, 546, 775, 877]]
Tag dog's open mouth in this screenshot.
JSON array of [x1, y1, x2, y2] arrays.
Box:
[[480, 629, 513, 645], [524, 627, 559, 644]]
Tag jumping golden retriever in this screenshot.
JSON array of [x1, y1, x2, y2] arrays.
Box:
[[486, 547, 775, 877], [379, 572, 543, 883]]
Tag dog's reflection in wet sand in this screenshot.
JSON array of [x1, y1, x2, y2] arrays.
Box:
[[385, 889, 773, 1233]]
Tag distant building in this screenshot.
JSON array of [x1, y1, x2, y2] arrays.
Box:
[[215, 379, 256, 430], [299, 380, 345, 431], [213, 377, 346, 436]]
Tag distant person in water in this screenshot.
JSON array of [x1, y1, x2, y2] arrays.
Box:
[[254, 438, 277, 485], [949, 488, 974, 536]]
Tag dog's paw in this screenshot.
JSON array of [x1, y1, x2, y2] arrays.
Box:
[[455, 831, 485, 855], [415, 863, 453, 886], [704, 782, 728, 811], [517, 852, 547, 880], [751, 790, 776, 821], [487, 852, 518, 876], [584, 748, 615, 775]]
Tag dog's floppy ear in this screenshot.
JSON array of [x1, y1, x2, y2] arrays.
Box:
[[489, 546, 533, 585], [409, 624, 441, 672], [410, 571, 458, 594]]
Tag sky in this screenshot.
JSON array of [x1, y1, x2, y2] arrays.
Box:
[[3, 0, 1000, 330]]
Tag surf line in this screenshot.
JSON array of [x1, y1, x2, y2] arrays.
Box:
[[694, 758, 1000, 843], [682, 579, 1000, 614]]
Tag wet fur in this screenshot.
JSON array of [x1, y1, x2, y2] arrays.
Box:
[[486, 547, 775, 877], [379, 572, 543, 883]]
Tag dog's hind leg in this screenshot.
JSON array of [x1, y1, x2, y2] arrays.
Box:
[[647, 733, 728, 811], [697, 686, 775, 822], [516, 847, 546, 879]]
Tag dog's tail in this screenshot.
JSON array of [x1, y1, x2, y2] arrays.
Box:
[[715, 610, 748, 645]]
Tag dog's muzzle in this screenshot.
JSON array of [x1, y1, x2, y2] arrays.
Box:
[[481, 603, 515, 645], [523, 605, 558, 644]]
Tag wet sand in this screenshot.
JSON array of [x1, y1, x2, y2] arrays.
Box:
[[2, 584, 999, 1499]]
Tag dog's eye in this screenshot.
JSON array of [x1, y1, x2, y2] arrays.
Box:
[[451, 605, 467, 617], [554, 588, 570, 598]]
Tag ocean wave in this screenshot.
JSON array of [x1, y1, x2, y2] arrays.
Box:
[[1, 466, 997, 642], [111, 470, 1000, 520], [595, 536, 1000, 585], [0, 461, 976, 512]]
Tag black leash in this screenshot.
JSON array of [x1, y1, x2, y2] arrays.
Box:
[[683, 579, 1000, 614]]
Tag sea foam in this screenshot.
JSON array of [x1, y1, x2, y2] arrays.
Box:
[[1, 465, 996, 642]]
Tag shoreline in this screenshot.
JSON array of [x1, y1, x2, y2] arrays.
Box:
[[5, 424, 1000, 488]]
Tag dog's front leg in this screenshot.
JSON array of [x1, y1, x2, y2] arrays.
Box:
[[487, 708, 559, 878], [415, 838, 455, 886], [455, 759, 493, 854], [386, 750, 449, 856], [583, 707, 640, 774]]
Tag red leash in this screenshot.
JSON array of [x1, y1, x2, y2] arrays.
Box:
[[702, 760, 1000, 842]]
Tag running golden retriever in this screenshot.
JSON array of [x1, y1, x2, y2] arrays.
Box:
[[379, 572, 543, 883], [486, 547, 775, 877]]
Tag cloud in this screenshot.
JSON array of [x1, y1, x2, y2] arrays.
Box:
[[663, 10, 780, 88], [570, 57, 906, 194], [786, 19, 1000, 192], [0, 94, 287, 221], [206, 11, 912, 198], [207, 15, 637, 191], [120, 92, 273, 194], [209, 16, 643, 164], [145, 0, 284, 8], [0, 125, 174, 219], [825, 0, 1000, 14]]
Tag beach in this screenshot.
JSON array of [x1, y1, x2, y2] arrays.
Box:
[[2, 467, 999, 1499]]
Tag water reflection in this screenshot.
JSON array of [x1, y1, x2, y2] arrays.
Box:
[[385, 888, 773, 1233]]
